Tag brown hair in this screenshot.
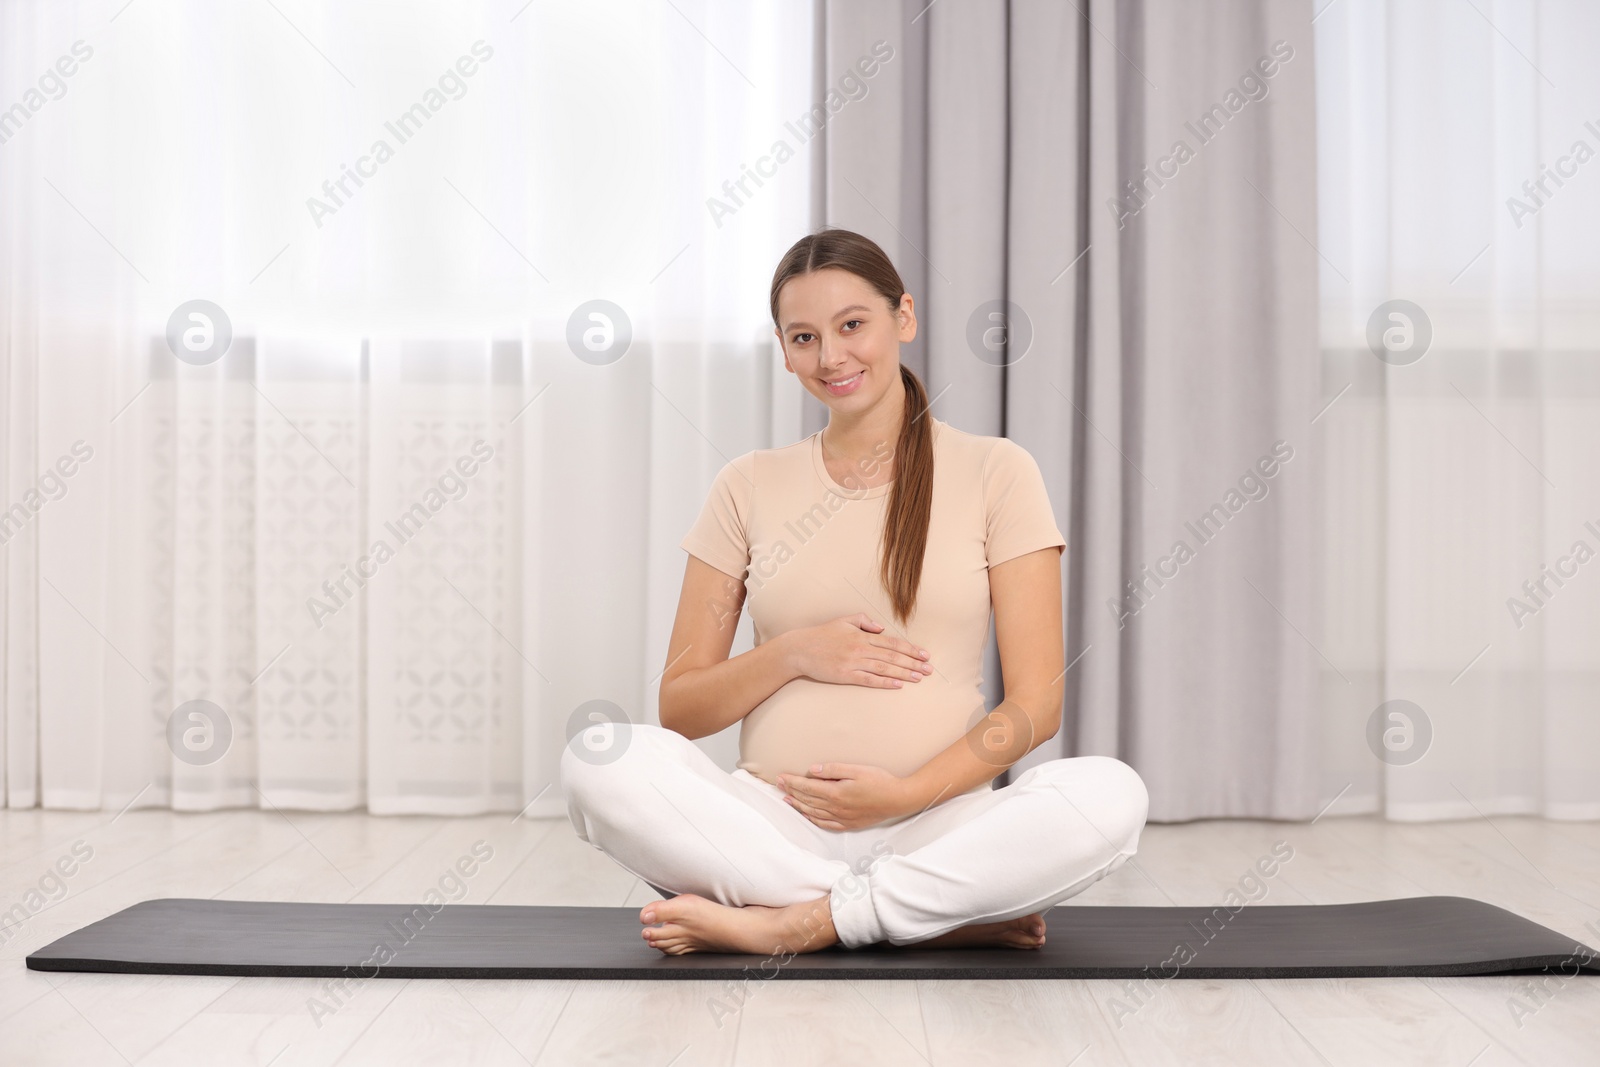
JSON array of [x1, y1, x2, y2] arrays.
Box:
[[769, 228, 934, 628]]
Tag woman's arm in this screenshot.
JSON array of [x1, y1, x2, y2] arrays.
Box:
[[776, 545, 1067, 830], [659, 555, 934, 740], [899, 544, 1067, 809], [658, 555, 803, 740]]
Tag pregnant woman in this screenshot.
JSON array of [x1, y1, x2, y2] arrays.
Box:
[[560, 228, 1149, 956]]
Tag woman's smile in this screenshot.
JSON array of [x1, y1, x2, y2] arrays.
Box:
[[822, 369, 865, 396]]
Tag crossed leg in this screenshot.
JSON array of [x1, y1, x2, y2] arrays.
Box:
[[559, 722, 1149, 954]]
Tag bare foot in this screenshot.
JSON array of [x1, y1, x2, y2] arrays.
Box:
[[640, 893, 837, 956], [905, 912, 1047, 950]]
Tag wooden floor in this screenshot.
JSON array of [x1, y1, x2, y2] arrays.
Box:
[[1, 806, 1596, 1066]]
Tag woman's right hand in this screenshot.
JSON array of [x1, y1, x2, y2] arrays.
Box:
[[784, 614, 934, 688]]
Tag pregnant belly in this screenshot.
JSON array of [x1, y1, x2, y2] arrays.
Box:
[[737, 675, 987, 787]]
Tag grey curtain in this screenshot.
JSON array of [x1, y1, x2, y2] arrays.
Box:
[[811, 0, 1321, 820]]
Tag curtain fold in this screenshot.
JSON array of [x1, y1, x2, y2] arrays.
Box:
[[1314, 0, 1600, 820], [9, 0, 1593, 825], [0, 0, 814, 815], [821, 0, 1323, 820]]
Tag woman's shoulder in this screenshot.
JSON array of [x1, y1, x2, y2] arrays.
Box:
[[931, 418, 1037, 470], [707, 434, 813, 486]]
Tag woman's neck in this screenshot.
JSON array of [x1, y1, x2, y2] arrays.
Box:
[[824, 368, 908, 463]]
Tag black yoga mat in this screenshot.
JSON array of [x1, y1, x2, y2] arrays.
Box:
[[26, 896, 1600, 981]]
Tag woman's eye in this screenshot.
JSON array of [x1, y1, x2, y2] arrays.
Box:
[[794, 332, 812, 344]]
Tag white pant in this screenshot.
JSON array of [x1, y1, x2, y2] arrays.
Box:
[[560, 722, 1150, 949]]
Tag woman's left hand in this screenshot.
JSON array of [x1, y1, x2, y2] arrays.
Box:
[[776, 763, 917, 831]]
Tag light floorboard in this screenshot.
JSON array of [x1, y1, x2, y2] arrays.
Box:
[[1, 810, 1595, 1066]]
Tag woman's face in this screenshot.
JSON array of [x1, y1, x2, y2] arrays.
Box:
[[775, 267, 916, 412]]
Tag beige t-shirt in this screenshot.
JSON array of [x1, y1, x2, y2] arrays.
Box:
[[678, 416, 1066, 788]]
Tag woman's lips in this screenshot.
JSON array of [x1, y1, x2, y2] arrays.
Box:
[[823, 369, 864, 395]]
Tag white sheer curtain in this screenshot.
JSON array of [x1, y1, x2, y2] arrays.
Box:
[[1314, 0, 1600, 820], [0, 0, 814, 814]]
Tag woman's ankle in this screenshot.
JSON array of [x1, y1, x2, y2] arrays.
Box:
[[774, 894, 837, 953]]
